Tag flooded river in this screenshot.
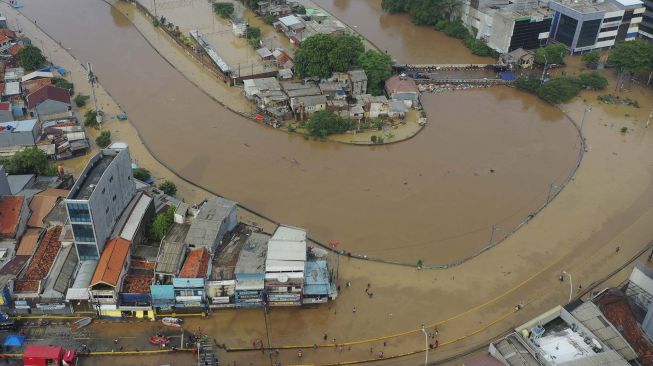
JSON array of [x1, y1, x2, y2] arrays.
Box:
[[312, 0, 493, 64], [19, 0, 580, 264]]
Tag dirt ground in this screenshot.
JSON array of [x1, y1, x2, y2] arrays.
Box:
[[5, 1, 653, 366]]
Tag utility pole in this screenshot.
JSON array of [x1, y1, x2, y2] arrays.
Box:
[[87, 62, 102, 127], [540, 54, 548, 86]]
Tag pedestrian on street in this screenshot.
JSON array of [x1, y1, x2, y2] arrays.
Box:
[[113, 338, 119, 344], [333, 338, 336, 344], [313, 343, 318, 350], [323, 333, 328, 341], [616, 246, 621, 253], [378, 351, 384, 358], [383, 341, 386, 347], [297, 350, 302, 358], [346, 281, 351, 287], [370, 347, 373, 354], [353, 307, 357, 313], [367, 283, 371, 289]]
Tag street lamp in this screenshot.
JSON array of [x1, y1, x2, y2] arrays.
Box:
[[562, 271, 573, 303], [420, 324, 428, 366]]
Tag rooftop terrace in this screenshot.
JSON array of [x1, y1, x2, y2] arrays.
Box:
[[69, 153, 115, 200]]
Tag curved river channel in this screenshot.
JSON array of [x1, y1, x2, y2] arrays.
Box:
[[20, 0, 580, 264]]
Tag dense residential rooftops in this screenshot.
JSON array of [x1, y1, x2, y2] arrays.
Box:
[[41, 243, 77, 299], [179, 247, 210, 278], [26, 84, 71, 109], [16, 228, 41, 256], [0, 119, 37, 133], [121, 274, 152, 294], [14, 226, 62, 293], [235, 232, 270, 275], [0, 195, 24, 237], [90, 237, 130, 287], [156, 223, 190, 275], [385, 75, 419, 94], [0, 255, 29, 276], [185, 197, 236, 249], [28, 189, 68, 228]]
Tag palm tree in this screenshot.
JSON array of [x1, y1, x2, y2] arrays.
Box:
[[440, 0, 462, 23]]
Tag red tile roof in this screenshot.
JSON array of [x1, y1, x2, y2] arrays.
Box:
[[0, 36, 10, 44], [131, 259, 155, 270], [0, 196, 24, 238], [0, 29, 16, 40], [16, 228, 41, 256], [14, 226, 62, 293], [21, 78, 51, 95], [27, 84, 71, 110], [121, 274, 152, 294], [91, 237, 131, 287], [597, 291, 653, 366], [179, 248, 210, 278], [7, 44, 22, 57]]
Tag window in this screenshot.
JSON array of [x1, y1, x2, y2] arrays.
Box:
[[603, 16, 622, 23], [577, 19, 601, 47], [77, 243, 99, 260], [554, 14, 578, 47], [72, 224, 96, 242], [67, 203, 91, 223], [597, 36, 615, 43], [601, 26, 619, 33]]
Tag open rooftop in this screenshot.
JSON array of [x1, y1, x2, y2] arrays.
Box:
[[69, 153, 115, 200]]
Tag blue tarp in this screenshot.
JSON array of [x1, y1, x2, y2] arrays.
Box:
[[172, 278, 204, 288], [150, 285, 174, 300], [500, 72, 516, 81], [3, 335, 24, 347], [38, 65, 67, 75]]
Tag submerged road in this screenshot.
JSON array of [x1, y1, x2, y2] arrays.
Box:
[[16, 0, 580, 265]]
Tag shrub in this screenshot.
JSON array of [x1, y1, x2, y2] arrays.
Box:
[[514, 76, 541, 93], [370, 135, 377, 143], [84, 110, 98, 127], [577, 72, 608, 90], [537, 76, 582, 104], [95, 130, 111, 148], [263, 15, 276, 25], [213, 3, 234, 18], [159, 180, 177, 196], [132, 167, 151, 181], [52, 77, 74, 95], [306, 111, 356, 138], [74, 94, 90, 107], [581, 51, 600, 67]]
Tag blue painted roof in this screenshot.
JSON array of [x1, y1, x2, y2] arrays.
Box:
[[173, 277, 204, 288], [150, 285, 174, 299], [303, 260, 331, 295]]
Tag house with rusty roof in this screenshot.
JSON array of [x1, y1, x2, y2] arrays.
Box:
[[88, 237, 131, 318], [27, 188, 68, 229], [0, 195, 28, 241], [26, 85, 71, 119], [12, 226, 62, 311], [385, 75, 419, 108], [172, 247, 211, 309]]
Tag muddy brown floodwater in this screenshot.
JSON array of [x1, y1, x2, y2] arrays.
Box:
[[18, 0, 579, 264], [312, 0, 494, 64]]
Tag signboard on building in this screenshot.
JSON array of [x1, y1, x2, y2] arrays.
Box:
[[211, 296, 230, 304], [14, 300, 30, 310], [268, 293, 301, 301], [36, 303, 67, 310]]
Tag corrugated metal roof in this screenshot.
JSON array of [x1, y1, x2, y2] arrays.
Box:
[[185, 197, 236, 249], [235, 232, 269, 274], [235, 277, 264, 290], [155, 223, 189, 274], [150, 284, 174, 299], [0, 195, 23, 237], [66, 260, 97, 300], [572, 302, 638, 361], [172, 277, 204, 288], [267, 242, 306, 262], [21, 71, 53, 82], [265, 259, 305, 272], [120, 194, 152, 241]]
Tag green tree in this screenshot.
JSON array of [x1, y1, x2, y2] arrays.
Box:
[[159, 180, 178, 196], [577, 72, 608, 90], [246, 26, 261, 40], [84, 110, 98, 127], [263, 15, 276, 25], [17, 45, 46, 70], [132, 167, 151, 181], [581, 51, 600, 67], [536, 76, 582, 104], [4, 147, 54, 175], [607, 39, 653, 75], [150, 206, 175, 241], [514, 76, 541, 93], [306, 111, 356, 138], [238, 0, 260, 9], [294, 34, 364, 78], [213, 2, 234, 18], [296, 5, 306, 14], [73, 94, 90, 107], [534, 43, 567, 65], [52, 77, 74, 95], [358, 50, 393, 96], [95, 130, 112, 148]]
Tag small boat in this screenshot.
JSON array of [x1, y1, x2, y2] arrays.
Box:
[[149, 335, 172, 346], [73, 317, 92, 330], [161, 317, 183, 328]]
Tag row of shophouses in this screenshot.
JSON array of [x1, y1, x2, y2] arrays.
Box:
[[0, 144, 336, 319]]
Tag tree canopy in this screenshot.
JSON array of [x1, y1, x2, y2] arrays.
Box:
[[515, 72, 608, 104], [294, 34, 364, 78], [17, 45, 46, 71], [358, 50, 393, 96], [159, 180, 177, 196], [306, 111, 356, 138], [607, 39, 653, 75], [534, 43, 567, 65], [150, 206, 175, 241], [52, 77, 74, 95], [95, 131, 112, 148], [213, 3, 234, 18], [132, 167, 151, 181], [581, 51, 600, 67], [0, 148, 54, 176]]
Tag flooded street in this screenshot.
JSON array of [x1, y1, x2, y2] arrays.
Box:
[[16, 0, 580, 264], [312, 0, 493, 64]]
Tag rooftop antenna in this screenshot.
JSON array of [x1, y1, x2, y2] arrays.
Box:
[[87, 62, 102, 128]]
